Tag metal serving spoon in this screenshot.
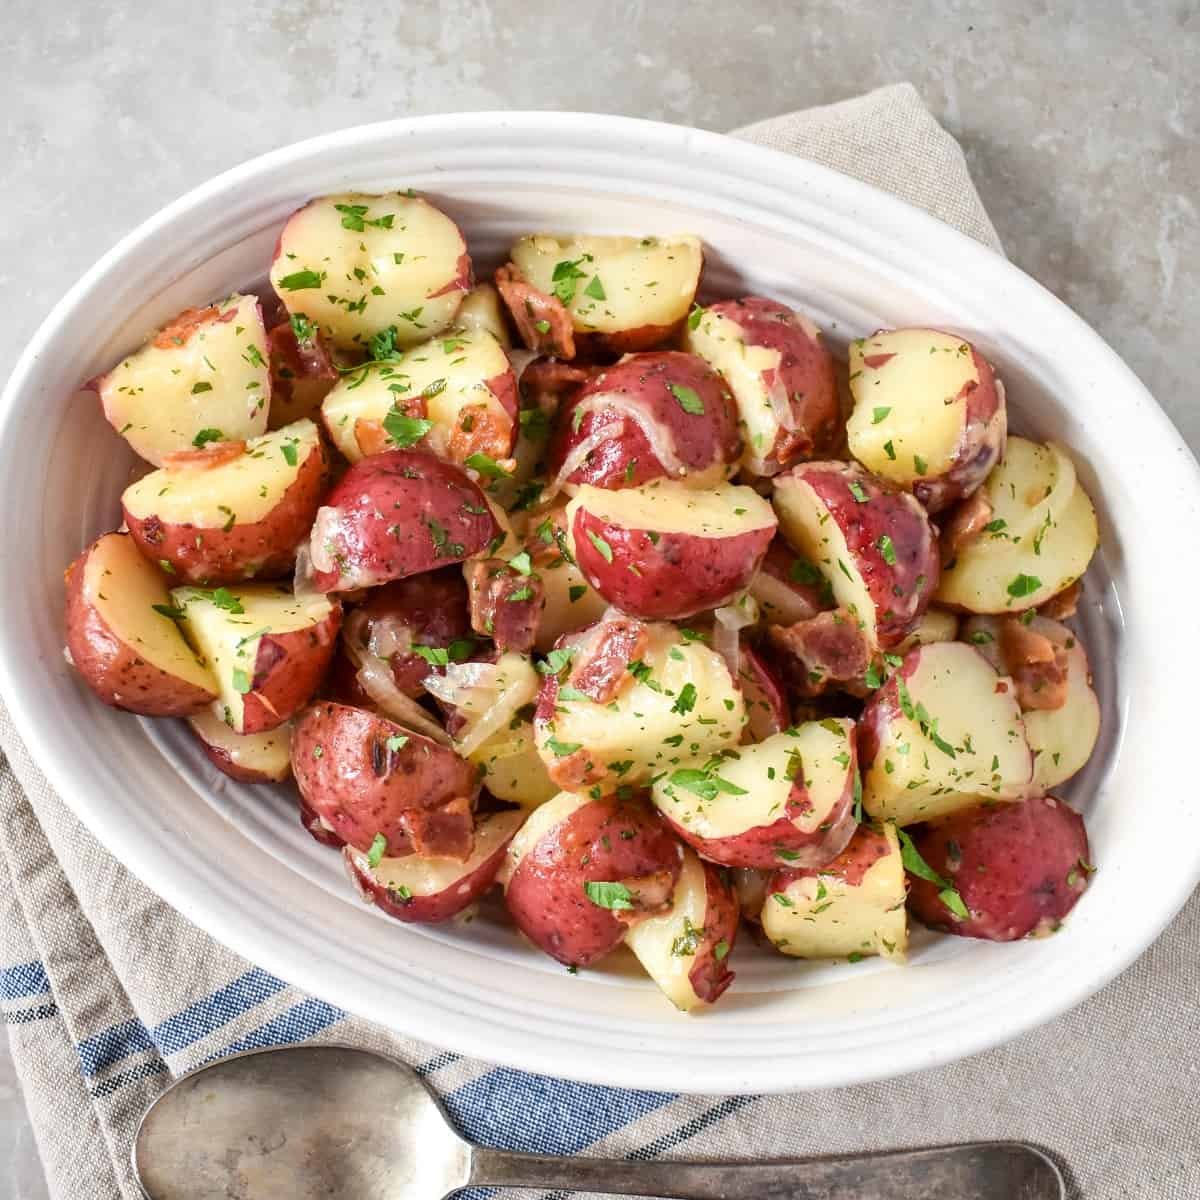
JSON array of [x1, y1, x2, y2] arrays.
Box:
[[134, 1044, 1063, 1200]]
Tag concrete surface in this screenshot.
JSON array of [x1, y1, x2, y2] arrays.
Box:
[[1, 1, 1195, 1195]]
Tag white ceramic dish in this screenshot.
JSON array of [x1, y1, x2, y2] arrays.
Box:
[[2, 113, 1198, 1094]]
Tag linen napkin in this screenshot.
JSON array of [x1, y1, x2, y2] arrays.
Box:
[[2, 82, 1197, 1200]]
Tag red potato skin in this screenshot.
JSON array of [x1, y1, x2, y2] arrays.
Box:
[[291, 702, 480, 860], [504, 794, 683, 967], [780, 462, 940, 647], [768, 822, 892, 895], [571, 506, 774, 621], [310, 450, 499, 592], [688, 862, 740, 1003], [267, 320, 339, 423], [856, 649, 916, 773], [738, 645, 789, 742], [299, 797, 345, 848], [123, 438, 330, 586], [63, 543, 217, 717], [548, 352, 741, 490], [907, 796, 1091, 940], [659, 739, 859, 870], [240, 605, 342, 733], [190, 730, 290, 784], [344, 812, 521, 924], [707, 296, 840, 468]]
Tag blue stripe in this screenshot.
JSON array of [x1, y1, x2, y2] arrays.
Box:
[[213, 997, 346, 1059], [5, 1002, 58, 1025], [76, 1018, 155, 1077], [0, 960, 49, 1001]]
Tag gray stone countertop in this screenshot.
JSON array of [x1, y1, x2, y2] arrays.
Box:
[[1, 2, 1196, 1195]]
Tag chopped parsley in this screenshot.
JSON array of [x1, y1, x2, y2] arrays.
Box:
[[277, 269, 324, 291], [382, 408, 434, 448], [191, 427, 224, 447], [668, 383, 705, 415], [584, 881, 633, 910], [366, 832, 387, 868], [897, 828, 968, 920]]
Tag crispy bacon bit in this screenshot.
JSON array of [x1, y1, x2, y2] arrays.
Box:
[[547, 745, 603, 790], [941, 487, 994, 564], [153, 305, 222, 349], [569, 618, 650, 703], [448, 403, 515, 464], [998, 617, 1069, 711], [405, 795, 474, 861], [465, 559, 544, 653], [520, 357, 592, 413], [1038, 580, 1081, 621], [354, 419, 391, 457], [162, 441, 247, 471], [525, 507, 573, 569], [767, 609, 878, 698], [495, 263, 576, 358]]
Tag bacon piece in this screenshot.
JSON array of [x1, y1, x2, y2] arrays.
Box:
[[941, 487, 994, 564], [448, 403, 516, 464], [520, 357, 592, 410], [547, 745, 604, 791], [1038, 580, 1081, 621], [465, 559, 544, 653], [405, 794, 474, 860], [495, 263, 576, 359], [998, 617, 1069, 711], [354, 392, 429, 458], [161, 440, 247, 471], [267, 320, 338, 412], [153, 305, 223, 349], [568, 618, 649, 704], [525, 507, 574, 569], [767, 609, 878, 698]]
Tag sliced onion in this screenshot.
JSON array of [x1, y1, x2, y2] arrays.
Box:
[[713, 594, 759, 678], [509, 348, 539, 380], [427, 657, 539, 760], [748, 571, 824, 626], [343, 639, 451, 746], [764, 362, 800, 435], [308, 507, 340, 575], [547, 425, 613, 498], [292, 541, 322, 601], [421, 661, 503, 706], [367, 615, 414, 661]]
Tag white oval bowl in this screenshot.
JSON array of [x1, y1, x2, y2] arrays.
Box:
[[2, 113, 1197, 1094]]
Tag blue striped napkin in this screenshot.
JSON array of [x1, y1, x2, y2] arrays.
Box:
[[3, 85, 1196, 1200]]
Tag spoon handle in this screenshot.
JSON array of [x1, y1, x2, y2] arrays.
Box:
[[466, 1139, 1063, 1199]]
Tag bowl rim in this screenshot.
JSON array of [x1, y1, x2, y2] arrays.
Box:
[[2, 110, 1199, 1094]]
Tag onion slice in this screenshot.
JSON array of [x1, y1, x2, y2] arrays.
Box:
[[427, 655, 539, 760], [342, 638, 452, 746], [713, 594, 759, 679]]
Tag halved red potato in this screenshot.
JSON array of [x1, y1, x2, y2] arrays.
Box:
[[188, 709, 292, 783], [266, 317, 340, 427], [534, 618, 745, 791], [625, 848, 739, 1010], [499, 790, 683, 967], [567, 479, 777, 620], [907, 795, 1092, 940], [122, 418, 327, 586], [171, 583, 340, 733], [846, 328, 1006, 513], [546, 352, 741, 493], [761, 822, 907, 961], [963, 614, 1100, 794], [746, 536, 834, 626], [309, 450, 498, 592], [773, 461, 940, 648], [682, 296, 839, 475], [454, 283, 511, 350], [652, 719, 858, 869], [345, 808, 524, 924], [269, 192, 470, 351], [291, 701, 479, 859], [425, 652, 557, 809], [859, 641, 1032, 825], [64, 532, 217, 716], [508, 234, 703, 356], [321, 330, 518, 468], [936, 437, 1099, 613], [93, 294, 270, 465]]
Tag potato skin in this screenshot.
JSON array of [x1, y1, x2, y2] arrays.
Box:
[[63, 543, 217, 717], [123, 437, 329, 586], [687, 861, 740, 1004], [738, 645, 789, 742], [504, 794, 683, 967], [310, 450, 499, 591], [239, 606, 342, 734], [548, 352, 740, 490], [292, 702, 479, 860], [908, 796, 1092, 940]]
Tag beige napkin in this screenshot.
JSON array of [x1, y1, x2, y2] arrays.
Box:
[[2, 83, 1196, 1200]]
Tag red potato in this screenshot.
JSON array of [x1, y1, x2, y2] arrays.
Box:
[[345, 809, 525, 924], [772, 461, 940, 648], [92, 293, 272, 466], [266, 317, 340, 427], [747, 536, 834, 626], [320, 330, 518, 468], [64, 532, 218, 716], [291, 701, 480, 860], [122, 418, 327, 586], [761, 823, 907, 961], [682, 296, 839, 476], [269, 192, 471, 351], [567, 479, 776, 621], [907, 796, 1093, 940], [171, 583, 341, 734], [188, 710, 292, 783], [846, 328, 1006, 513], [508, 234, 703, 357], [625, 849, 739, 1010], [858, 641, 1033, 826], [535, 618, 745, 791], [652, 719, 859, 870], [547, 352, 741, 493], [500, 791, 683, 967], [737, 645, 790, 742], [308, 450, 499, 592]]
